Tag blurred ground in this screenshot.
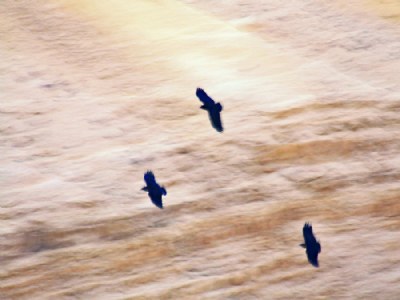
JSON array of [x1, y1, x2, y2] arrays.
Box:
[[1, 0, 400, 299]]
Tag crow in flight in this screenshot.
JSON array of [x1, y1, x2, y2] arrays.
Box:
[[141, 171, 167, 209], [196, 88, 223, 132], [300, 222, 321, 267]]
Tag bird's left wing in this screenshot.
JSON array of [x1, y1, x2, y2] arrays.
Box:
[[144, 171, 156, 186], [303, 223, 317, 244], [196, 88, 215, 106]]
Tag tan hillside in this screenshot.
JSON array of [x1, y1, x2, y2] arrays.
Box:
[[1, 0, 399, 299]]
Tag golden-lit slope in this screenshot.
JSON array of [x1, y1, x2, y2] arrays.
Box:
[[1, 0, 399, 299]]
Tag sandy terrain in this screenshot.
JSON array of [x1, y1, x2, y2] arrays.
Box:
[[1, 0, 400, 299]]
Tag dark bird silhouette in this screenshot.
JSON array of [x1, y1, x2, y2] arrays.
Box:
[[141, 171, 167, 209], [300, 222, 321, 267], [196, 88, 223, 132]]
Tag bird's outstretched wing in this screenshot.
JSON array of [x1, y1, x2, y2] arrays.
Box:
[[306, 247, 320, 267], [150, 192, 163, 209], [196, 88, 215, 106], [144, 170, 156, 187], [209, 108, 223, 132], [303, 223, 321, 267], [303, 223, 318, 245]]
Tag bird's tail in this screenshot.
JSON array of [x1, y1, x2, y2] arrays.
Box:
[[161, 187, 167, 196]]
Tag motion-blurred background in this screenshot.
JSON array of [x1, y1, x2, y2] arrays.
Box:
[[1, 0, 400, 299]]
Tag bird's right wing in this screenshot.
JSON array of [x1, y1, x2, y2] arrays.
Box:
[[196, 88, 215, 106], [306, 250, 319, 267], [210, 109, 223, 132], [150, 193, 163, 209]]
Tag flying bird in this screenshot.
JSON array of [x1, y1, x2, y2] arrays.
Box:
[[300, 222, 321, 267], [141, 171, 167, 209], [196, 88, 224, 132]]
